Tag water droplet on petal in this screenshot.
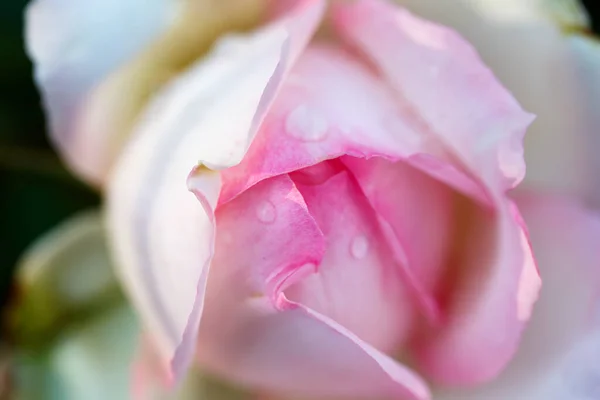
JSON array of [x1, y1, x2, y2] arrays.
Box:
[[350, 235, 369, 259], [256, 200, 276, 224], [285, 105, 328, 142]]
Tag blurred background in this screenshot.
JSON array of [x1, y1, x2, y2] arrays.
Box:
[[0, 0, 599, 311]]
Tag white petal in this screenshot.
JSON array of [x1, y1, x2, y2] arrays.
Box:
[[25, 0, 177, 183]]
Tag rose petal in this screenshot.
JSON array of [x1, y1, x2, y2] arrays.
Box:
[[25, 0, 177, 183], [221, 44, 487, 205], [197, 174, 430, 400], [287, 169, 415, 352], [341, 156, 455, 323], [331, 0, 535, 192], [396, 0, 600, 204], [435, 194, 600, 399], [26, 0, 275, 185], [412, 197, 541, 385], [107, 0, 325, 382], [132, 334, 254, 400]]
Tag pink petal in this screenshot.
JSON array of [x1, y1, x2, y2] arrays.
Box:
[[331, 0, 535, 193], [398, 0, 600, 205], [25, 0, 176, 184], [278, 295, 431, 400], [197, 174, 430, 400], [107, 0, 324, 382], [341, 156, 455, 323], [131, 333, 254, 400], [221, 44, 486, 205], [435, 194, 600, 399], [287, 169, 416, 352], [412, 197, 541, 385], [131, 334, 170, 400]]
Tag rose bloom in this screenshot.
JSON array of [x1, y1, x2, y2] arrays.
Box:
[[24, 0, 600, 399]]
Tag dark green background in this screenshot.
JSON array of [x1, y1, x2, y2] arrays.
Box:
[[0, 0, 598, 307], [0, 1, 101, 307]]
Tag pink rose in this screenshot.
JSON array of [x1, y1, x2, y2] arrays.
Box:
[[26, 0, 600, 399]]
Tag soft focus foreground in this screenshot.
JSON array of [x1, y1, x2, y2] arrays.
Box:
[[13, 0, 600, 399]]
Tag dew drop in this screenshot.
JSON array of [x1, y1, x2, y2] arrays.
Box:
[[285, 105, 328, 142], [350, 235, 369, 259], [256, 200, 276, 224]]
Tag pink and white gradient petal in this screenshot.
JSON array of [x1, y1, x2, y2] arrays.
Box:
[[25, 0, 177, 184], [398, 0, 600, 205], [332, 0, 535, 193], [412, 198, 541, 385], [107, 0, 325, 382], [287, 169, 416, 353], [435, 194, 600, 399]]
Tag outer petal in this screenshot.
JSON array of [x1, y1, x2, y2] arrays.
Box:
[[197, 174, 430, 400], [395, 0, 600, 203], [435, 194, 600, 400], [25, 0, 177, 183], [331, 0, 535, 192], [412, 197, 541, 385], [107, 0, 325, 382]]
